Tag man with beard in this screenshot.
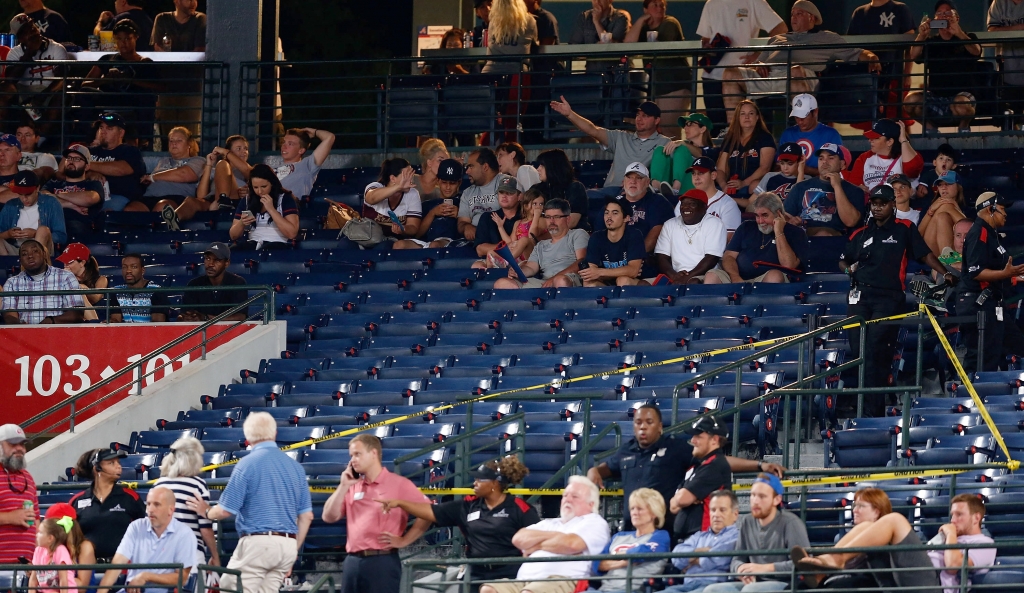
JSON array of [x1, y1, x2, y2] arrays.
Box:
[[458, 149, 507, 242], [670, 416, 733, 542], [0, 424, 38, 565], [108, 254, 169, 323], [3, 239, 83, 324], [480, 477, 610, 593], [86, 112, 147, 211], [705, 192, 807, 284], [492, 198, 589, 289], [655, 189, 727, 284], [44, 144, 104, 238], [179, 243, 247, 322], [783, 143, 864, 237]]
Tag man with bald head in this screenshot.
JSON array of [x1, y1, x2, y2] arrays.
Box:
[[98, 487, 197, 593]]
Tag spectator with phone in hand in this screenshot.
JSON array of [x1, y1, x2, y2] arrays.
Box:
[[0, 14, 67, 139], [228, 164, 299, 251], [170, 135, 252, 224], [362, 158, 422, 244], [394, 158, 464, 250]]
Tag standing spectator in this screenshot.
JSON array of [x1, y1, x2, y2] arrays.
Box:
[[483, 0, 538, 74], [624, 0, 692, 138], [152, 0, 205, 50], [473, 177, 533, 267], [42, 503, 97, 590], [28, 518, 76, 593], [527, 0, 558, 45], [45, 144, 103, 239], [275, 128, 335, 199], [917, 171, 967, 256], [848, 119, 923, 193], [0, 424, 37, 565], [497, 142, 541, 192], [847, 0, 916, 119], [154, 437, 220, 568], [707, 192, 806, 284], [321, 434, 431, 593], [676, 156, 742, 240], [68, 448, 145, 562], [55, 243, 107, 322], [777, 95, 842, 176], [360, 158, 422, 243], [652, 112, 716, 196], [716, 100, 776, 208], [666, 490, 741, 592], [670, 416, 733, 542], [414, 138, 449, 199], [422, 29, 469, 76], [188, 413, 312, 593], [394, 158, 464, 250], [549, 98, 669, 193], [493, 198, 589, 289], [601, 162, 674, 270], [580, 196, 645, 287], [593, 488, 671, 593], [87, 112, 146, 211], [457, 148, 507, 241], [179, 243, 248, 322], [95, 0, 154, 52], [133, 127, 205, 222], [97, 488, 197, 593], [2, 240, 83, 324], [0, 134, 24, 204], [696, 0, 786, 131], [15, 0, 71, 43], [989, 0, 1024, 125], [654, 189, 727, 284], [0, 15, 67, 138], [0, 169, 66, 253], [783, 144, 864, 236], [108, 254, 169, 323], [228, 164, 300, 251], [905, 1, 981, 132], [472, 0, 493, 49], [751, 143, 801, 202], [16, 122, 57, 179], [569, 0, 631, 72], [535, 148, 590, 230]]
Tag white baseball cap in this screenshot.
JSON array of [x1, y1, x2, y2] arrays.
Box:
[[624, 162, 650, 179], [0, 424, 27, 444], [790, 94, 818, 118]]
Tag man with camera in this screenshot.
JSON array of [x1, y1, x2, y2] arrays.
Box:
[[956, 192, 1024, 374]]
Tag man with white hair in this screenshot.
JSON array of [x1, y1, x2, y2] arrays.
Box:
[[481, 476, 611, 593], [0, 424, 38, 565], [188, 412, 312, 593]]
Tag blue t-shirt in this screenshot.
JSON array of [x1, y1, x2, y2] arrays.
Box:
[[421, 198, 462, 242], [90, 144, 146, 201], [726, 220, 808, 280], [784, 178, 865, 234], [778, 123, 843, 169], [111, 280, 170, 322], [586, 227, 647, 269]]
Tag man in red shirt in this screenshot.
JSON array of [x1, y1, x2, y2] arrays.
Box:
[[0, 424, 38, 564], [322, 434, 431, 593]]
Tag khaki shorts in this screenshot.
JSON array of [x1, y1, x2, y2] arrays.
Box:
[[705, 268, 789, 283], [738, 65, 818, 95], [485, 577, 577, 593]]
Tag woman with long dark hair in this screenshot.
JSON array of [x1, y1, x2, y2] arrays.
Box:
[[363, 157, 423, 240], [535, 149, 590, 231], [228, 164, 300, 250], [56, 243, 107, 321], [716, 99, 776, 209]]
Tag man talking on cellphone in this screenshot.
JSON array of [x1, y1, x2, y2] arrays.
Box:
[[322, 434, 432, 593]]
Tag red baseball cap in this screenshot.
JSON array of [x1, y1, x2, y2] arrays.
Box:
[[56, 243, 91, 265], [679, 189, 709, 206], [45, 502, 77, 521]]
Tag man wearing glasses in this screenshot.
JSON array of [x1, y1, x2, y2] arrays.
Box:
[[493, 198, 589, 289], [0, 424, 38, 566], [44, 144, 104, 239]]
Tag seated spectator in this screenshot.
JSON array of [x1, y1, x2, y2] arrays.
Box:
[[458, 149, 508, 241], [795, 494, 994, 593], [777, 94, 842, 177], [752, 143, 801, 203], [87, 112, 147, 211], [132, 127, 205, 221], [988, 0, 1024, 127], [816, 488, 892, 591], [0, 133, 27, 204], [535, 148, 590, 231], [422, 28, 469, 75], [652, 112, 716, 197], [95, 0, 155, 51], [279, 128, 335, 198], [228, 164, 300, 251], [16, 122, 57, 180], [671, 416, 733, 542], [917, 170, 966, 256], [601, 162, 674, 265], [592, 487, 670, 593], [701, 474, 810, 592], [915, 143, 957, 209], [905, 1, 980, 132], [42, 503, 97, 590], [570, 0, 631, 71], [394, 158, 464, 250], [549, 98, 669, 195], [939, 218, 972, 273], [96, 487, 197, 593], [497, 142, 541, 192], [623, 0, 692, 137], [17, 1, 72, 43], [783, 144, 865, 236], [179, 243, 248, 322], [722, 1, 880, 124], [0, 170, 66, 255], [45, 144, 103, 238], [706, 192, 806, 285], [55, 243, 107, 322], [493, 198, 589, 289], [0, 14, 67, 138], [889, 174, 920, 225], [580, 196, 645, 287], [414, 139, 449, 199], [483, 0, 538, 74], [108, 253, 169, 323], [480, 476, 611, 593], [361, 158, 422, 244], [665, 490, 741, 593], [654, 189, 727, 285], [677, 156, 742, 240], [473, 178, 542, 269], [715, 101, 776, 208], [173, 138, 251, 223], [2, 239, 84, 324], [848, 119, 923, 193]]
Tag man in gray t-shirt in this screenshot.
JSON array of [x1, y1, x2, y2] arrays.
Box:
[[493, 198, 589, 289], [275, 128, 336, 198], [144, 155, 205, 198], [457, 148, 508, 241]]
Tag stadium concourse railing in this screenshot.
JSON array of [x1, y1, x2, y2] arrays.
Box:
[[238, 32, 1024, 152]]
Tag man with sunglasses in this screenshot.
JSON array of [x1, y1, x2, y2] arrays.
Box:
[[0, 424, 38, 566], [956, 192, 1024, 373]]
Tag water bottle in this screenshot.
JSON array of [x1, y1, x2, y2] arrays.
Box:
[[481, 28, 488, 48], [23, 500, 34, 527], [463, 30, 473, 49]]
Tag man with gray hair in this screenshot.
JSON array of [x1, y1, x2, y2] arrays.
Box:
[[480, 476, 610, 593], [188, 412, 312, 593], [0, 424, 38, 565], [492, 198, 590, 289], [704, 192, 807, 284]]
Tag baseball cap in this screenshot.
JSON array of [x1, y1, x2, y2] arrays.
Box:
[[817, 143, 842, 157], [90, 448, 127, 466], [111, 18, 139, 36], [63, 144, 93, 163], [204, 242, 231, 261], [686, 415, 729, 437], [976, 191, 1008, 210], [10, 14, 34, 36], [778, 142, 803, 162], [0, 424, 26, 444], [496, 176, 520, 194], [789, 93, 818, 118], [792, 0, 822, 24], [934, 170, 960, 185], [624, 162, 650, 179], [468, 463, 501, 481], [686, 156, 717, 173], [680, 188, 709, 206], [839, 145, 852, 169], [864, 118, 901, 140], [0, 133, 21, 151], [869, 184, 896, 202], [45, 503, 77, 521], [56, 243, 91, 265], [754, 473, 785, 496], [604, 195, 634, 219], [888, 174, 912, 187], [436, 159, 464, 182], [9, 170, 38, 195], [97, 112, 126, 129], [473, 0, 490, 7], [679, 112, 713, 132], [637, 101, 661, 118]]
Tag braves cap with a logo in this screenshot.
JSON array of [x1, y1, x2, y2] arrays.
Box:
[[63, 144, 93, 163], [789, 93, 817, 118], [0, 133, 21, 150], [686, 156, 717, 173], [864, 118, 901, 140], [9, 170, 38, 195], [817, 142, 842, 157], [778, 142, 803, 162], [869, 184, 896, 202], [436, 159, 464, 182], [624, 162, 650, 178], [686, 415, 729, 437]]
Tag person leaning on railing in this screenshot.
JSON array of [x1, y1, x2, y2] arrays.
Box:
[[2, 239, 84, 325], [178, 242, 248, 323]]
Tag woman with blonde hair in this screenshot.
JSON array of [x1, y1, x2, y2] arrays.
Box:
[[593, 487, 670, 592], [129, 126, 206, 228], [154, 436, 220, 567], [483, 0, 538, 74], [414, 138, 450, 199]]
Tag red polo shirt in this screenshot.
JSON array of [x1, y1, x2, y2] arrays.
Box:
[[339, 467, 429, 553]]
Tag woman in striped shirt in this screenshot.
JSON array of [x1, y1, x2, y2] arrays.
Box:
[[154, 437, 220, 568]]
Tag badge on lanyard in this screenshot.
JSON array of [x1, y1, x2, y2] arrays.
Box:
[[77, 499, 92, 509], [467, 511, 481, 522], [849, 288, 861, 305], [354, 491, 364, 501], [997, 307, 1004, 322]]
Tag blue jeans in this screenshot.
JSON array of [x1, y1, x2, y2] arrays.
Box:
[[701, 580, 788, 592], [104, 194, 130, 211]]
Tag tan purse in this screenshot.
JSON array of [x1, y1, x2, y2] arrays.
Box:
[[324, 199, 361, 230]]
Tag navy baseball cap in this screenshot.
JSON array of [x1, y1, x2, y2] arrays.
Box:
[[778, 142, 803, 161], [865, 118, 901, 140], [637, 101, 661, 118], [0, 133, 20, 150], [9, 170, 38, 195], [869, 184, 896, 202], [97, 112, 126, 129], [817, 143, 842, 157], [686, 156, 716, 173], [437, 159, 464, 182], [469, 463, 500, 481], [976, 191, 1007, 210], [888, 174, 912, 187], [686, 415, 729, 437]]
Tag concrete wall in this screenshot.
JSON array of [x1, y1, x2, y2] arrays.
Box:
[[26, 321, 287, 484]]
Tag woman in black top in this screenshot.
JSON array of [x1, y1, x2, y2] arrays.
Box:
[[716, 99, 776, 209], [377, 456, 539, 589], [67, 448, 146, 562], [535, 149, 591, 232]]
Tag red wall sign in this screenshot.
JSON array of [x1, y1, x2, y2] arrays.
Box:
[[0, 323, 258, 432]]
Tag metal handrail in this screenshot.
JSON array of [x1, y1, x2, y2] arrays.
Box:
[[195, 565, 244, 593]]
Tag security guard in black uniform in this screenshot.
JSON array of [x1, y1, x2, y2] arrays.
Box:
[[840, 185, 953, 414], [955, 192, 1024, 374]]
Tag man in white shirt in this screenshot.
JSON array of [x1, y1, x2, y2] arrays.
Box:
[[0, 14, 68, 138], [655, 189, 727, 284], [674, 156, 741, 241], [480, 476, 610, 593], [15, 122, 57, 180]]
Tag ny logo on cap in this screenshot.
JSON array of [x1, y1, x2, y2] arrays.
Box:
[[446, 166, 454, 176]]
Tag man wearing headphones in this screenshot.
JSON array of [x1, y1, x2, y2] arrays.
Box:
[[69, 448, 145, 563], [956, 192, 1024, 373]]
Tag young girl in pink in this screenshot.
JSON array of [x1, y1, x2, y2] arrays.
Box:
[[30, 518, 77, 593], [481, 187, 547, 268]]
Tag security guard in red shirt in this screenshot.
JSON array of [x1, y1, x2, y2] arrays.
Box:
[[955, 192, 1024, 373], [840, 185, 952, 414]]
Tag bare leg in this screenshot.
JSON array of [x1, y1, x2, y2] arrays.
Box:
[[549, 274, 575, 288], [492, 277, 520, 290], [762, 269, 786, 283], [35, 225, 53, 253], [951, 94, 976, 130], [789, 66, 814, 96], [655, 89, 691, 139], [722, 68, 748, 125], [123, 201, 150, 212], [903, 91, 925, 123], [702, 271, 725, 284], [174, 197, 210, 222], [811, 513, 914, 569], [150, 198, 179, 213], [215, 160, 242, 199], [615, 276, 641, 287], [392, 239, 423, 250]]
